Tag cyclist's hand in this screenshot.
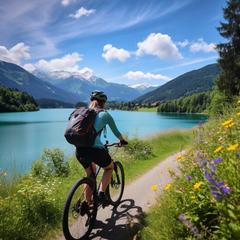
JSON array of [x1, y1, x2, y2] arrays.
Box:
[[120, 139, 128, 146]]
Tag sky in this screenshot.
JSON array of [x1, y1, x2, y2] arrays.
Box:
[[0, 0, 228, 86]]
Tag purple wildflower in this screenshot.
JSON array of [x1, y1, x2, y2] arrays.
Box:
[[199, 120, 202, 129], [186, 176, 192, 180], [212, 157, 223, 164], [178, 214, 202, 239], [237, 153, 240, 157]]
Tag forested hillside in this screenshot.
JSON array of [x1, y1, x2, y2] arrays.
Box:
[[36, 99, 74, 108], [133, 64, 221, 104], [0, 86, 39, 112]]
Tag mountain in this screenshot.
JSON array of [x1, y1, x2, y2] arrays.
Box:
[[132, 64, 221, 103], [128, 82, 159, 95], [31, 70, 142, 102], [0, 61, 81, 104]]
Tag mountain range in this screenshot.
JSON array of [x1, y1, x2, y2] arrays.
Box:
[[0, 60, 221, 105], [31, 70, 158, 102], [132, 64, 221, 103]]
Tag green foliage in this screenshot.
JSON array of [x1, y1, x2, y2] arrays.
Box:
[[215, 0, 240, 97], [133, 64, 221, 104], [31, 147, 70, 177], [138, 100, 240, 240], [36, 99, 74, 108], [0, 85, 39, 112], [158, 91, 213, 113], [75, 101, 88, 108]]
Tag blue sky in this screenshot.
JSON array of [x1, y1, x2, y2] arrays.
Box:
[[0, 0, 227, 86]]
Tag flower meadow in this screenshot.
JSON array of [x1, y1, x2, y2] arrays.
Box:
[[138, 100, 240, 240]]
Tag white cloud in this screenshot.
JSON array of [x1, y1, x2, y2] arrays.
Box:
[[61, 0, 71, 6], [69, 7, 96, 19], [23, 63, 35, 72], [190, 39, 216, 53], [102, 44, 131, 62], [0, 43, 31, 65], [35, 52, 83, 72], [177, 40, 189, 47], [124, 71, 171, 81], [135, 33, 183, 60]]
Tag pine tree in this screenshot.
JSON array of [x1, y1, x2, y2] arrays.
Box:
[[215, 0, 240, 96]]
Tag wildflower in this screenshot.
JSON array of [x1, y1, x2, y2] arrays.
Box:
[[22, 193, 25, 196], [238, 100, 240, 103], [194, 182, 202, 189], [237, 113, 240, 116], [191, 196, 196, 199], [4, 172, 7, 177], [212, 157, 223, 164], [211, 198, 217, 203], [214, 147, 222, 153], [226, 123, 235, 128], [222, 120, 232, 126], [151, 185, 158, 191], [166, 166, 169, 169], [154, 198, 157, 200], [158, 204, 161, 207], [159, 171, 162, 173], [227, 144, 239, 151], [176, 155, 182, 159], [165, 184, 171, 190], [178, 214, 202, 239], [186, 176, 192, 181]]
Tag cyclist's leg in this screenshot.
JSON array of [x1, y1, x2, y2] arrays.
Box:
[[84, 163, 96, 202], [99, 161, 114, 192]]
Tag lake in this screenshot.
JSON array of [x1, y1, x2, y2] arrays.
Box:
[[0, 109, 207, 173]]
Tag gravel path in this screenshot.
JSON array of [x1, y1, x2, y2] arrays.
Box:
[[57, 151, 184, 240]]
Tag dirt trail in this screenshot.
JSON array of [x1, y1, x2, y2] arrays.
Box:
[[57, 151, 184, 240]]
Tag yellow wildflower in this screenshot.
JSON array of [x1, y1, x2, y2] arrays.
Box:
[[173, 160, 176, 162], [222, 120, 232, 126], [4, 172, 7, 177], [214, 146, 222, 153], [166, 166, 169, 169], [176, 155, 182, 159], [22, 193, 25, 196], [151, 185, 158, 191], [154, 198, 157, 200], [194, 182, 202, 189], [227, 144, 239, 151], [165, 184, 171, 190], [14, 194, 17, 196], [226, 123, 235, 128], [158, 204, 161, 207], [238, 100, 240, 103], [159, 171, 162, 173], [237, 113, 240, 116], [191, 196, 196, 199]]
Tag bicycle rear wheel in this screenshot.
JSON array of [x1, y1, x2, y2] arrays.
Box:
[[62, 178, 97, 240], [106, 161, 125, 206]]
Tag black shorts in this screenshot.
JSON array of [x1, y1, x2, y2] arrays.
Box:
[[75, 147, 112, 169]]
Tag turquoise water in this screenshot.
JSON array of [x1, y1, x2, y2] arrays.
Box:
[[0, 109, 207, 173]]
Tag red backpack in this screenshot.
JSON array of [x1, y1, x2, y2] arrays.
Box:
[[64, 107, 105, 147]]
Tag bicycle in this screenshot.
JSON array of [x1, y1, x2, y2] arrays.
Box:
[[62, 141, 125, 240]]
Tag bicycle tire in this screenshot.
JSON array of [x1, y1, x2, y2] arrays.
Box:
[[106, 161, 125, 206], [62, 178, 97, 240]]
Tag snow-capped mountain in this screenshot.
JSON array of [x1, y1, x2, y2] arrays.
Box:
[[129, 82, 159, 94], [31, 70, 141, 102]]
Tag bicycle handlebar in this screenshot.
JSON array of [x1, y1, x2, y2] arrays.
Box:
[[104, 142, 121, 148]]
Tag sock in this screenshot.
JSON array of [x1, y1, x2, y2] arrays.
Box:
[[98, 190, 105, 198]]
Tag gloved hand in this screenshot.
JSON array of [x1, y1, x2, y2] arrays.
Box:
[[120, 139, 128, 146]]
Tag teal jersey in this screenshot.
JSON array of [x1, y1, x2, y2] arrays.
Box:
[[92, 108, 121, 148]]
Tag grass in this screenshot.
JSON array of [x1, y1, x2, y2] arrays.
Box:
[[136, 99, 240, 240], [0, 126, 193, 240], [137, 107, 158, 112]]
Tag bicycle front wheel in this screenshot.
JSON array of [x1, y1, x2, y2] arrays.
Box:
[[62, 178, 97, 240], [106, 161, 125, 206]]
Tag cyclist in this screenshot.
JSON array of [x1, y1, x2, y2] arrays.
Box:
[[75, 90, 128, 204]]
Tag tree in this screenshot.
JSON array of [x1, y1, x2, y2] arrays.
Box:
[[215, 0, 240, 96]]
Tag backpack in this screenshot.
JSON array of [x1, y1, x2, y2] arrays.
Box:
[[64, 107, 105, 147]]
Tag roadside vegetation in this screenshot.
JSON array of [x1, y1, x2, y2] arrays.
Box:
[[0, 128, 192, 240]]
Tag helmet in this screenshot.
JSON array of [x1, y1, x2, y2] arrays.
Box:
[[90, 90, 107, 102]]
